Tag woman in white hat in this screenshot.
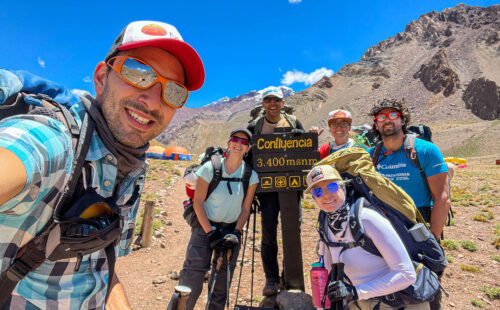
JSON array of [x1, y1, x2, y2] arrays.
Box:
[[306, 165, 429, 310]]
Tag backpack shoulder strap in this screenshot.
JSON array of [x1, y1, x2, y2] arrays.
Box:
[[328, 141, 335, 156], [206, 153, 223, 199], [372, 141, 383, 166], [242, 162, 252, 199], [317, 200, 379, 255], [347, 198, 381, 257], [403, 134, 432, 196], [283, 113, 297, 128], [254, 116, 265, 134], [0, 96, 95, 306]]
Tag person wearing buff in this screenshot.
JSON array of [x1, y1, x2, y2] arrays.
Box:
[[246, 87, 306, 296], [178, 128, 259, 310], [306, 165, 427, 310], [0, 20, 204, 309], [317, 109, 356, 159]]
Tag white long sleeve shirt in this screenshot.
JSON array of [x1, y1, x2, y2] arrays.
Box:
[[320, 207, 416, 300]]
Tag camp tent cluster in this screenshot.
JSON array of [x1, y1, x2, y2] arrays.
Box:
[[146, 145, 191, 161]]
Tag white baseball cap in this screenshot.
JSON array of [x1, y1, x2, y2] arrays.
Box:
[[105, 20, 204, 91], [328, 109, 352, 124], [262, 87, 284, 100]]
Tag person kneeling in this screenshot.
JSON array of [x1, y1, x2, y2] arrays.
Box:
[[306, 165, 429, 310]]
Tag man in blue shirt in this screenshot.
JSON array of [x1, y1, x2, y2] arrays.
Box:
[[368, 99, 450, 238], [368, 98, 450, 310], [0, 20, 204, 309]]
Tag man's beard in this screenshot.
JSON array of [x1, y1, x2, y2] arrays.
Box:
[[100, 85, 163, 148], [380, 123, 400, 137]]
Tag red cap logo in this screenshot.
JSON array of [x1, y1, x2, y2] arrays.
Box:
[[334, 111, 347, 118], [141, 24, 167, 36], [311, 168, 324, 182]]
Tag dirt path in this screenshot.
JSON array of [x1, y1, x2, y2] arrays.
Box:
[[118, 157, 500, 310]]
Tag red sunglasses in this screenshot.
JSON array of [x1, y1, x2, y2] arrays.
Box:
[[230, 136, 249, 145], [375, 111, 401, 122]]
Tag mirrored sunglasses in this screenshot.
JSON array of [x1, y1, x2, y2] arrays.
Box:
[[263, 97, 283, 103], [375, 111, 401, 122], [107, 56, 189, 109], [230, 136, 249, 145], [312, 182, 340, 198]]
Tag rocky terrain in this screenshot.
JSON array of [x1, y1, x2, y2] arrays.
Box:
[[158, 3, 500, 155], [117, 154, 500, 310]]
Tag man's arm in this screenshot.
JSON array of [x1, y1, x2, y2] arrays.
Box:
[[427, 172, 450, 238], [105, 270, 131, 310], [0, 147, 27, 205]]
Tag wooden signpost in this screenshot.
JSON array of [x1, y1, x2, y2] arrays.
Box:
[[253, 132, 320, 291]]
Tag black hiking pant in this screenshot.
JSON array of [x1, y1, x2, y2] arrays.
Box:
[[179, 226, 240, 310], [418, 206, 442, 310], [258, 191, 301, 284]]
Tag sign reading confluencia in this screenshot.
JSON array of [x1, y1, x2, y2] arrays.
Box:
[[253, 132, 320, 191], [254, 133, 318, 153]]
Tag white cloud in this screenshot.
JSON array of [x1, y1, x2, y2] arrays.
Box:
[[289, 0, 302, 3], [83, 76, 92, 83], [37, 57, 46, 68], [280, 67, 334, 86], [72, 89, 91, 96]]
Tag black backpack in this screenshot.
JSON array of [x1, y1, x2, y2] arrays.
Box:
[[182, 146, 253, 227], [318, 197, 447, 308], [0, 92, 129, 306], [408, 124, 432, 143]]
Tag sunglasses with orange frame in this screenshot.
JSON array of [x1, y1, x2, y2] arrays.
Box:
[[107, 56, 189, 109]]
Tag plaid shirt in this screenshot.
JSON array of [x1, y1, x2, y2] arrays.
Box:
[[0, 99, 145, 310]]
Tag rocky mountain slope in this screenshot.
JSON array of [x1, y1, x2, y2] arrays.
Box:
[[160, 3, 500, 154]]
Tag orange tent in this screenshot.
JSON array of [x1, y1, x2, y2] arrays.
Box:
[[163, 145, 190, 161]]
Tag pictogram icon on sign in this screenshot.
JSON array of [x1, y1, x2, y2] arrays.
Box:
[[303, 175, 307, 187], [261, 177, 272, 189], [275, 176, 287, 188], [289, 176, 300, 188]]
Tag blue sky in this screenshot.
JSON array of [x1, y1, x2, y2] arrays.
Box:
[[1, 0, 497, 108]]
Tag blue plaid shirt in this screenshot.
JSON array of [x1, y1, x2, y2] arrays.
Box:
[[0, 73, 145, 309]]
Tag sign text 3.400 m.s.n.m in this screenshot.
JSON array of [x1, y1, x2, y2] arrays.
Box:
[[252, 132, 319, 192]]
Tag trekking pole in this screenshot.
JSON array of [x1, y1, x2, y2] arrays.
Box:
[[226, 248, 232, 309], [206, 252, 224, 310], [250, 200, 258, 306], [234, 215, 250, 307], [332, 263, 345, 310], [166, 285, 191, 310]]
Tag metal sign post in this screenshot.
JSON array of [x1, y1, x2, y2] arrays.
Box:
[[253, 132, 319, 291]]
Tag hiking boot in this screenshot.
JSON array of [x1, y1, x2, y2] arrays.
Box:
[[262, 281, 279, 296]]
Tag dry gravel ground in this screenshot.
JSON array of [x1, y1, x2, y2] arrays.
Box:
[[117, 155, 500, 310]]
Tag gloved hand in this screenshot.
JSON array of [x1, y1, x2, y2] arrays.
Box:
[[222, 233, 239, 249], [207, 230, 224, 250], [233, 229, 242, 242], [327, 280, 358, 303], [290, 128, 305, 135]]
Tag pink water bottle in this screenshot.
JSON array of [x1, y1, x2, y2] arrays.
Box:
[[310, 257, 330, 309]]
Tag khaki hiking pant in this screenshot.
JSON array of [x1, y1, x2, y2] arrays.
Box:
[[347, 299, 430, 310]]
